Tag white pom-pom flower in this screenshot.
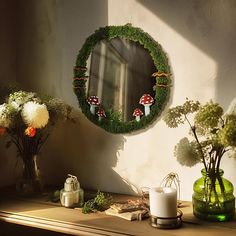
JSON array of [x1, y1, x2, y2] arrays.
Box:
[[11, 101, 20, 110], [21, 101, 49, 128]]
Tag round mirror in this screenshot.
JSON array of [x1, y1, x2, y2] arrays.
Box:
[[73, 25, 171, 133], [87, 38, 156, 122]]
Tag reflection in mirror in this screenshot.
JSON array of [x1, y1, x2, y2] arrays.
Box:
[[86, 38, 156, 122], [73, 25, 171, 133]]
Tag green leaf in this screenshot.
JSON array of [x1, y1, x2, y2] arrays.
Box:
[[82, 191, 112, 214]]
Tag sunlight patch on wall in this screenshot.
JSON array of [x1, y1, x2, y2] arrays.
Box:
[[108, 0, 218, 200], [108, 0, 217, 105]]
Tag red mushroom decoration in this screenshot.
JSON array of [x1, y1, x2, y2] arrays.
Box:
[[133, 108, 143, 122], [139, 94, 154, 116], [96, 107, 106, 121], [87, 96, 100, 115]]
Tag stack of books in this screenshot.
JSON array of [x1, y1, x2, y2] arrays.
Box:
[[105, 199, 149, 221]]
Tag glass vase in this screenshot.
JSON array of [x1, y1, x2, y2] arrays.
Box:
[[192, 169, 235, 221], [16, 155, 43, 197]]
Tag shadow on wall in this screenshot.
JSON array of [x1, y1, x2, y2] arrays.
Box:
[[12, 0, 138, 195], [40, 110, 136, 195], [0, 0, 16, 83], [16, 0, 111, 108], [138, 0, 236, 108], [0, 143, 22, 187], [138, 0, 236, 182]]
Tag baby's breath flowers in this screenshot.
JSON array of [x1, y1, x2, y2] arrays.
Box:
[[0, 103, 13, 128]]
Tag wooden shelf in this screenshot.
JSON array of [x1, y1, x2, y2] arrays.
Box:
[[0, 188, 235, 236]]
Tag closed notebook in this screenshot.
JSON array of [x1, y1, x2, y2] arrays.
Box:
[[105, 208, 149, 221]]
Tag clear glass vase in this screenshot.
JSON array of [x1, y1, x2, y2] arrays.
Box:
[[16, 155, 43, 196], [192, 169, 235, 221]]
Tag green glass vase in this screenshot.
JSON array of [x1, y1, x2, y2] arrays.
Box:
[[192, 169, 235, 221]]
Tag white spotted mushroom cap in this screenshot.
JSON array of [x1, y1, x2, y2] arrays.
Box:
[[139, 94, 154, 105], [133, 108, 143, 117], [87, 96, 100, 105], [97, 107, 106, 117]]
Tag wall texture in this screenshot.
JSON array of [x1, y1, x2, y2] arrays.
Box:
[[1, 0, 236, 200], [108, 0, 236, 199], [0, 0, 19, 187], [0, 0, 16, 84]]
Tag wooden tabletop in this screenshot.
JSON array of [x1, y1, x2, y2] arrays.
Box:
[[0, 188, 235, 236]]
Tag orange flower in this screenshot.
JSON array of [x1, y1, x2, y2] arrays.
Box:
[[0, 127, 6, 136], [25, 127, 36, 137]]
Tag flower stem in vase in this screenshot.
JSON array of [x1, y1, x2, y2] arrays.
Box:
[[193, 168, 235, 221], [0, 90, 75, 197], [16, 154, 43, 197]]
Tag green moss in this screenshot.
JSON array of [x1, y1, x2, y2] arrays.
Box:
[[73, 25, 172, 133]]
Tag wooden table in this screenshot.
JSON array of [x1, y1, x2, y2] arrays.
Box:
[[0, 188, 236, 236]]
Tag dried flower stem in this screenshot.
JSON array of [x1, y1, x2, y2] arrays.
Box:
[[184, 114, 208, 170]]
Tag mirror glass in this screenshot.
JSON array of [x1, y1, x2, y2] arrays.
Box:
[[86, 38, 156, 122], [73, 25, 171, 134]]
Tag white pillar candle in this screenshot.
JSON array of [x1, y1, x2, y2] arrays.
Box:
[[149, 187, 177, 224]]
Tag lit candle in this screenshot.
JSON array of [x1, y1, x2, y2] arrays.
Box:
[[149, 187, 177, 224]]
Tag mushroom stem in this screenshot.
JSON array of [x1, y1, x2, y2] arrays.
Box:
[[144, 105, 151, 116], [135, 116, 140, 122], [98, 116, 102, 122], [90, 105, 96, 115]]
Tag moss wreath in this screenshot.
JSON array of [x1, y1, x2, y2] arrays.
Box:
[[73, 24, 172, 134]]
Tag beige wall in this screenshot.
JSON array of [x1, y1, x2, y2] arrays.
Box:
[[1, 0, 236, 200], [108, 0, 236, 200], [0, 0, 19, 187], [0, 0, 16, 84]]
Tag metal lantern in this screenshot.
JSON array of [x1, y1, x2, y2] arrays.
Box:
[[60, 174, 84, 208]]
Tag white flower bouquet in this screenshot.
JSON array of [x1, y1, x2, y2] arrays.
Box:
[[0, 90, 74, 154], [0, 90, 74, 195]]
